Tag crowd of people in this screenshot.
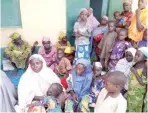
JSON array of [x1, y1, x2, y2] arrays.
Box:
[[1, 0, 148, 112]]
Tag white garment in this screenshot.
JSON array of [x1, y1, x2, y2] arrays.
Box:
[[94, 88, 127, 113], [18, 54, 60, 110]]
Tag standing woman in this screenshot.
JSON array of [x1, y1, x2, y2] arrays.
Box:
[[73, 8, 91, 64], [55, 31, 71, 51]]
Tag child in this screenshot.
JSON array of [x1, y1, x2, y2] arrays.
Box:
[[98, 21, 117, 70], [128, 0, 148, 44], [89, 62, 105, 107], [137, 28, 147, 47], [114, 11, 124, 26], [64, 47, 75, 65], [127, 47, 148, 112], [109, 28, 131, 70], [55, 49, 72, 89], [94, 71, 127, 113], [114, 47, 136, 91], [28, 83, 65, 112], [92, 16, 108, 58]]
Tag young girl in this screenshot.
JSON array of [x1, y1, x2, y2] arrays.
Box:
[[64, 47, 75, 65], [92, 16, 108, 58], [109, 28, 131, 70], [127, 47, 148, 112], [98, 21, 117, 70], [55, 49, 72, 89], [114, 47, 136, 91], [128, 0, 148, 44], [89, 62, 105, 107], [94, 71, 127, 113]]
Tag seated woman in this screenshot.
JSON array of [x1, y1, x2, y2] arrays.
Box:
[[18, 54, 60, 112], [0, 70, 17, 112], [4, 32, 31, 69], [55, 31, 71, 51], [65, 59, 93, 112], [38, 37, 57, 71]]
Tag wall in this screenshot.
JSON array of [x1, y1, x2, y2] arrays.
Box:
[[1, 0, 66, 47]]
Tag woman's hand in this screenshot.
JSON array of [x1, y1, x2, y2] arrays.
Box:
[[136, 9, 140, 17], [72, 93, 78, 102], [131, 67, 137, 73]]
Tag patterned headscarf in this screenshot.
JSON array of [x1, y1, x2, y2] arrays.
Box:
[[58, 31, 66, 40], [9, 32, 20, 40], [138, 47, 148, 57]]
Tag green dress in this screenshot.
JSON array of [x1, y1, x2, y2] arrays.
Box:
[[127, 69, 147, 112], [5, 41, 31, 69]]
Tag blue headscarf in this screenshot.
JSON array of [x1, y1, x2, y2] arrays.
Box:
[[138, 47, 148, 58], [72, 59, 93, 101]]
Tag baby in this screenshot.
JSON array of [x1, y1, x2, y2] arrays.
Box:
[[89, 62, 105, 107], [28, 83, 65, 112], [94, 71, 127, 113]]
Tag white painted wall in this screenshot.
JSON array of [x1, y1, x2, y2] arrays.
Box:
[[1, 0, 66, 47]]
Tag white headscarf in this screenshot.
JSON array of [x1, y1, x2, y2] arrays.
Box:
[[126, 47, 137, 58], [18, 54, 60, 110]]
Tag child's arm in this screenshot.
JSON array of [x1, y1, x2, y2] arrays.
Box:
[[136, 8, 144, 32], [131, 67, 145, 86]]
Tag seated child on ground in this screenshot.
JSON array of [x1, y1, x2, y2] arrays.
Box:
[[114, 47, 136, 93], [137, 28, 147, 48], [64, 47, 75, 65], [89, 62, 105, 107], [98, 20, 117, 70], [55, 49, 72, 89], [109, 28, 131, 70], [94, 71, 127, 113], [28, 83, 66, 112]]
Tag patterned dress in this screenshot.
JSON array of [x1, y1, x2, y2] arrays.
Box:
[[127, 69, 147, 112], [109, 40, 131, 69], [5, 41, 31, 69]]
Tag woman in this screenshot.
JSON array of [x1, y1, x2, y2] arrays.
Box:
[[0, 70, 17, 112], [4, 32, 31, 69], [38, 37, 57, 71], [55, 31, 71, 51], [128, 0, 148, 43], [73, 8, 91, 65], [18, 54, 60, 111], [65, 59, 93, 112]]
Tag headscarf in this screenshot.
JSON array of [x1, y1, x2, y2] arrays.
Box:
[[72, 59, 92, 101], [102, 16, 108, 21], [42, 37, 50, 42], [64, 47, 73, 54], [123, 0, 132, 5], [9, 32, 20, 40], [138, 47, 148, 57], [126, 47, 137, 57], [18, 54, 60, 109], [58, 31, 66, 40], [93, 62, 102, 68], [79, 8, 88, 15]]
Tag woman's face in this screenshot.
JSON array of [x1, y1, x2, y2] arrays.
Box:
[[93, 67, 102, 77], [134, 50, 146, 63], [125, 51, 133, 62], [30, 59, 43, 73], [101, 18, 108, 25], [80, 11, 88, 21], [123, 3, 131, 11], [75, 63, 85, 76], [42, 41, 51, 50], [14, 37, 23, 45]]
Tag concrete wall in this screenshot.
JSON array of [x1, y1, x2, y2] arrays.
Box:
[[1, 0, 66, 47]]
